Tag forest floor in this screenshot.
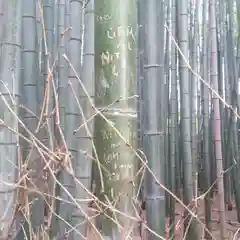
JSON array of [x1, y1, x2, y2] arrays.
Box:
[[163, 196, 240, 240], [88, 196, 240, 239]]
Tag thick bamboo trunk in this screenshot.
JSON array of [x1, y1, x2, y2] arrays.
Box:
[[0, 0, 22, 237], [210, 0, 227, 238], [94, 0, 138, 238]]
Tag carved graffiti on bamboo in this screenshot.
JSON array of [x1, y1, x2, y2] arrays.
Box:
[[96, 14, 112, 23], [100, 124, 137, 141], [100, 51, 120, 65], [103, 151, 120, 164], [100, 51, 119, 77], [106, 25, 135, 42], [100, 25, 135, 72], [97, 22, 137, 183]]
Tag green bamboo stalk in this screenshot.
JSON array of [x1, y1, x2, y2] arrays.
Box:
[[179, 0, 199, 238], [191, 1, 199, 199], [143, 0, 165, 239], [201, 0, 212, 236], [56, 0, 66, 138], [0, 0, 22, 237], [165, 0, 170, 218], [41, 0, 54, 151], [18, 0, 44, 237], [41, 0, 55, 232], [50, 1, 67, 237], [169, 0, 177, 237], [136, 0, 146, 217], [94, 0, 138, 238], [209, 0, 227, 238], [222, 0, 233, 209], [0, 0, 5, 49], [36, 1, 44, 108], [225, 0, 240, 221], [191, 1, 201, 237], [71, 0, 94, 238], [217, 0, 229, 208], [57, 0, 83, 237], [175, 1, 181, 197]]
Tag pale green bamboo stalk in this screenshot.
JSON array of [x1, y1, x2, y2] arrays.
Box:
[[95, 0, 138, 238], [0, 0, 22, 237]]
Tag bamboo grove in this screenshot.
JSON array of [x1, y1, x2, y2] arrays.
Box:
[[1, 0, 240, 239]]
